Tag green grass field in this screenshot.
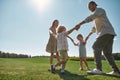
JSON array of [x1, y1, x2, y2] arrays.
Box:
[[0, 58, 120, 80]]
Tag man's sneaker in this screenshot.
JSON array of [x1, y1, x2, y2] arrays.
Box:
[[106, 71, 120, 76], [87, 68, 102, 74], [61, 69, 65, 74], [51, 64, 55, 73]]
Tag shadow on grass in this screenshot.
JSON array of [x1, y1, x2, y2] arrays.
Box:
[[88, 73, 120, 78], [55, 70, 90, 80], [102, 73, 120, 78]]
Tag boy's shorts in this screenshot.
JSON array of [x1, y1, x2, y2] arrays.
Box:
[[59, 50, 68, 62]]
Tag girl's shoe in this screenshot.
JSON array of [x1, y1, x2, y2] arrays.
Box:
[[79, 68, 83, 71], [51, 64, 55, 73], [86, 67, 90, 71]]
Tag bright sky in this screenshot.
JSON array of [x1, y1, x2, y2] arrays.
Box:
[[0, 0, 120, 57]]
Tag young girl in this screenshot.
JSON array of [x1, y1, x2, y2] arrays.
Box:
[[68, 32, 92, 71], [51, 26, 76, 74], [46, 20, 60, 73]]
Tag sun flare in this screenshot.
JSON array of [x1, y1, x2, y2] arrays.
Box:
[[31, 0, 52, 12]]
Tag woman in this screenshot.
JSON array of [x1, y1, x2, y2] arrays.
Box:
[[46, 20, 60, 73]]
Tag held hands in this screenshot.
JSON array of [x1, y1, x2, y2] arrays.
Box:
[[74, 21, 85, 30]]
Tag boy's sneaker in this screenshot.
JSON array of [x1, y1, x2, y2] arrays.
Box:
[[59, 66, 62, 70], [87, 68, 102, 74], [106, 71, 120, 76], [61, 69, 65, 74], [51, 64, 55, 73]]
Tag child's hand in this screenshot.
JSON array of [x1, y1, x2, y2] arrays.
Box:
[[74, 43, 77, 46], [74, 43, 78, 46]]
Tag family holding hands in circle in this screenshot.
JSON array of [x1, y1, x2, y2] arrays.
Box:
[[46, 1, 120, 76]]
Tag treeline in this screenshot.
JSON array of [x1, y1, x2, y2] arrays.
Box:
[[69, 53, 120, 61], [1, 51, 120, 59], [0, 51, 31, 58]]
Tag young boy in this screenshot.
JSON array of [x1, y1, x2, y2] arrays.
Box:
[[51, 26, 76, 74]]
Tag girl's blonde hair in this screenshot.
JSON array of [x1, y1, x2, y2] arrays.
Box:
[[57, 26, 66, 33]]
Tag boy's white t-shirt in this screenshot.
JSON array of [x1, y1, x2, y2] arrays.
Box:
[[57, 31, 68, 51]]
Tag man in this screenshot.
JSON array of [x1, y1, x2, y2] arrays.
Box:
[[75, 1, 120, 76]]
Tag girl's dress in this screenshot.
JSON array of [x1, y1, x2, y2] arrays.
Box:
[[46, 27, 57, 53], [79, 41, 86, 58]]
